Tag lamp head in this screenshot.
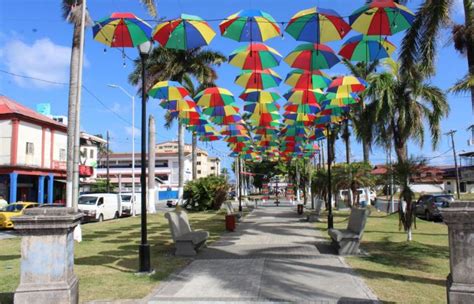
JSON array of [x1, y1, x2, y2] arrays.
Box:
[[138, 40, 153, 57]]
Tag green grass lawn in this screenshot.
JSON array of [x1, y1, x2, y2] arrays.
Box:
[[317, 208, 449, 304], [0, 210, 226, 303]]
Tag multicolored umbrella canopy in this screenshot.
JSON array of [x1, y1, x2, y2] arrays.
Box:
[[221, 124, 249, 136], [284, 43, 340, 70], [285, 7, 351, 43], [248, 105, 281, 127], [229, 43, 282, 70], [152, 14, 216, 50], [339, 35, 396, 62], [327, 76, 367, 98], [148, 81, 190, 100], [235, 69, 282, 90], [200, 134, 222, 142], [195, 87, 236, 107], [204, 105, 242, 125], [285, 69, 331, 89], [159, 98, 196, 112], [93, 12, 152, 47], [219, 9, 281, 42], [284, 89, 326, 105], [349, 0, 415, 36], [239, 90, 281, 103]]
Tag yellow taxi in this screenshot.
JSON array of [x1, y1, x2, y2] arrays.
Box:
[[0, 202, 38, 229]]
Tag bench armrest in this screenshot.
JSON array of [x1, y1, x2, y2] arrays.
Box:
[[176, 231, 209, 244]]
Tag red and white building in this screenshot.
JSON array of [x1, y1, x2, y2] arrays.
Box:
[[0, 96, 101, 204]]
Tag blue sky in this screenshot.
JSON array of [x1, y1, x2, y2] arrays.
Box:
[[0, 0, 472, 175]]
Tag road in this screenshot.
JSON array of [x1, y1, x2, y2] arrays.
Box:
[[0, 230, 18, 240]]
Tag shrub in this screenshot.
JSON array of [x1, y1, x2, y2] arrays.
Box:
[[183, 175, 230, 211]]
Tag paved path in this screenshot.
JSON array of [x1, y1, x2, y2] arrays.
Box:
[[145, 206, 378, 304]]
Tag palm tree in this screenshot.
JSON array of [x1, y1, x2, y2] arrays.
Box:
[[366, 59, 449, 163], [400, 0, 474, 112], [129, 46, 226, 205], [390, 157, 425, 241], [342, 60, 379, 163], [140, 0, 157, 17]]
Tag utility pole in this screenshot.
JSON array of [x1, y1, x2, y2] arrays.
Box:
[[106, 130, 110, 193], [446, 130, 461, 199]]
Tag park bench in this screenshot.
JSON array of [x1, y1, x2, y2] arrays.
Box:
[[328, 208, 370, 255], [164, 210, 209, 256], [307, 198, 324, 222]]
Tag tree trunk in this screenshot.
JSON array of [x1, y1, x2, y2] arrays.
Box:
[[394, 141, 408, 163], [66, 18, 81, 209], [362, 139, 370, 164], [192, 132, 197, 180], [177, 121, 185, 205]]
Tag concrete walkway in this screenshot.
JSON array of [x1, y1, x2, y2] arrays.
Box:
[[145, 206, 378, 303]]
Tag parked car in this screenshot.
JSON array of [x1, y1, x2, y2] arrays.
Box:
[[78, 193, 121, 222], [415, 194, 454, 221], [120, 193, 141, 216], [0, 202, 38, 229], [166, 199, 178, 208]]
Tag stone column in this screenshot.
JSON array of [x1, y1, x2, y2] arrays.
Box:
[[441, 202, 474, 303], [12, 207, 82, 304]]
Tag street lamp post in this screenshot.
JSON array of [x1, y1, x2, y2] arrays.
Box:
[[107, 84, 136, 215], [327, 125, 334, 229], [138, 40, 153, 273]]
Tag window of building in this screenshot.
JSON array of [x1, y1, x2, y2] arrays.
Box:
[[197, 170, 201, 174], [197, 153, 202, 156], [210, 166, 215, 170], [59, 149, 66, 161], [197, 161, 201, 165], [90, 149, 94, 159], [26, 142, 34, 155]]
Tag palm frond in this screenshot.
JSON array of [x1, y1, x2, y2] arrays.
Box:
[[140, 0, 157, 18], [449, 73, 474, 94]]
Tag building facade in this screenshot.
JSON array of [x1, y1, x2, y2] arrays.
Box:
[[96, 141, 221, 192], [0, 96, 102, 204]]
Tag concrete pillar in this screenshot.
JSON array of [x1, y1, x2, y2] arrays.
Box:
[[12, 207, 83, 304], [47, 174, 54, 204], [441, 202, 474, 303], [38, 176, 45, 204], [9, 172, 18, 203]]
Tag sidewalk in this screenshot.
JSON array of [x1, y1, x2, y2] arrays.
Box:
[[145, 205, 378, 303]]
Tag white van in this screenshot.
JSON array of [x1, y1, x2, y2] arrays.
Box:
[[338, 188, 376, 206], [78, 193, 122, 222], [120, 193, 141, 216]]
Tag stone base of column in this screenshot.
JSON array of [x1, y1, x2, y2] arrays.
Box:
[[447, 274, 474, 303], [15, 276, 79, 304]]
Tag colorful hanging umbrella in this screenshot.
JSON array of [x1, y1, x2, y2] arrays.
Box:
[[339, 35, 396, 62], [200, 134, 222, 142], [239, 90, 281, 103], [219, 9, 281, 42], [93, 12, 152, 47], [285, 69, 331, 90], [327, 76, 367, 98], [284, 89, 326, 105], [148, 81, 190, 100], [159, 98, 196, 112], [248, 108, 281, 127], [244, 102, 280, 114], [204, 106, 242, 125], [349, 0, 415, 36], [152, 14, 216, 50], [234, 69, 282, 90], [285, 7, 351, 43], [221, 124, 249, 136], [284, 43, 340, 70], [195, 87, 236, 108], [229, 43, 282, 70]]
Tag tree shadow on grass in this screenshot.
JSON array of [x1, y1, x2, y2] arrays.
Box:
[[0, 292, 13, 304], [0, 255, 20, 262]]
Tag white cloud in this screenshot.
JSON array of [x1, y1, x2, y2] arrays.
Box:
[[125, 126, 140, 136], [0, 38, 73, 88]]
